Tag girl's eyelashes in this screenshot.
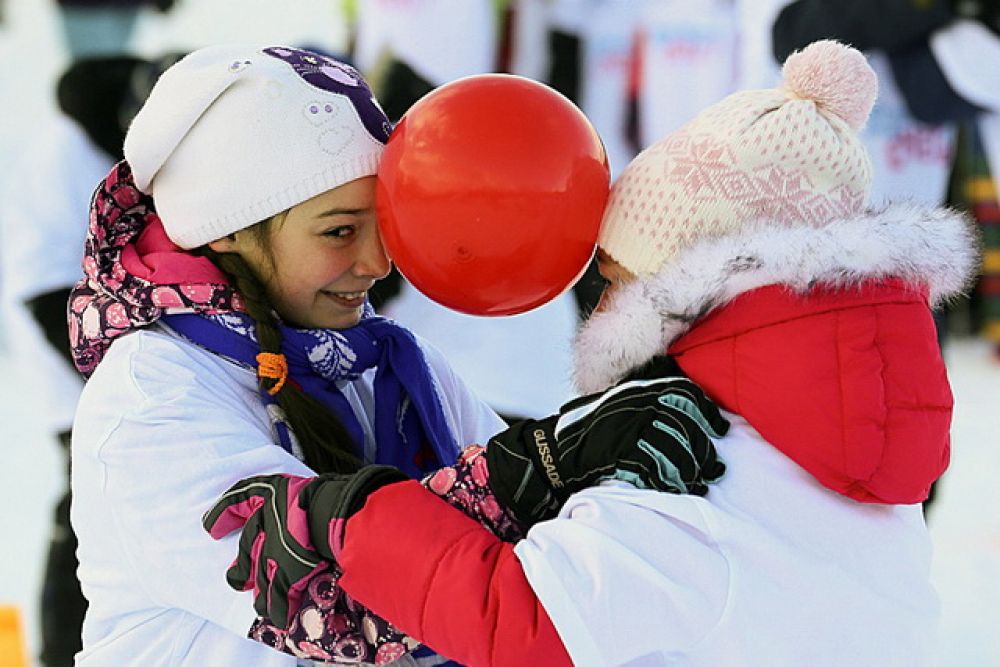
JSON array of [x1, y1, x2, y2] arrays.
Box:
[[322, 225, 356, 239]]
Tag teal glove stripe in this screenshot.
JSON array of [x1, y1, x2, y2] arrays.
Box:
[[528, 490, 559, 520], [658, 393, 725, 438], [512, 462, 536, 503], [599, 469, 651, 489], [488, 438, 535, 503], [637, 439, 688, 492]]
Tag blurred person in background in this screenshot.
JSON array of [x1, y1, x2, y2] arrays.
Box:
[[915, 4, 1000, 359], [0, 53, 177, 666], [509, 0, 740, 173], [635, 1, 741, 145], [349, 0, 496, 120], [54, 0, 176, 57], [509, 0, 643, 178], [345, 0, 582, 423], [950, 126, 1000, 360]]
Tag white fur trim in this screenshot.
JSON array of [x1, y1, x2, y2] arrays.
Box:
[[574, 203, 980, 394]]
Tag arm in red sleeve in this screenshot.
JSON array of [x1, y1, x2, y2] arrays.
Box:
[[338, 480, 573, 667]]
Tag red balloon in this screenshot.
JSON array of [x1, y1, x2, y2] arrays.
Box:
[[377, 74, 610, 316]]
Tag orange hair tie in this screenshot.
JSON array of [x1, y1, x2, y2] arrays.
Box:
[[256, 352, 288, 396]]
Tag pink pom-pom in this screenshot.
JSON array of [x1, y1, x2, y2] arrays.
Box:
[[782, 40, 877, 130]]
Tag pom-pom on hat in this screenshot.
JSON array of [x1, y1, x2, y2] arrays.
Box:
[[124, 44, 392, 249], [599, 40, 878, 276]]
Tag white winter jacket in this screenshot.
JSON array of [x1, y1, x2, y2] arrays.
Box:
[[515, 413, 939, 667], [70, 326, 504, 666]]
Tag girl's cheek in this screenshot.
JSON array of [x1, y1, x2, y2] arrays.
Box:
[[320, 250, 355, 280], [594, 283, 618, 314]]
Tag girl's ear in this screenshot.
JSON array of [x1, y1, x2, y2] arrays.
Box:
[[207, 234, 239, 254]]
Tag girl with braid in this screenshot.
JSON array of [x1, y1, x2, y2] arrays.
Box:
[[66, 45, 727, 665]]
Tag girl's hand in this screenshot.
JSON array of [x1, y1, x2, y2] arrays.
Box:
[[202, 465, 406, 628], [485, 376, 730, 527]]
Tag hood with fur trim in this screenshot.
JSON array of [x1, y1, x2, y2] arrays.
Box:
[[575, 203, 978, 394], [573, 203, 979, 503]]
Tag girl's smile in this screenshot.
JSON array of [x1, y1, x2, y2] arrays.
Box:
[[321, 290, 368, 309]]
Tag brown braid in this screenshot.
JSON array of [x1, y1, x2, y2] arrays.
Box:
[[199, 218, 361, 474]]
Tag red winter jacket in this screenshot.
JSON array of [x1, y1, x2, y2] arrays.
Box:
[[340, 480, 571, 666], [670, 277, 952, 504]]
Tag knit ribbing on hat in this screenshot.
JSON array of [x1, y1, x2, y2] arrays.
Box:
[[124, 45, 391, 249], [599, 40, 877, 276]]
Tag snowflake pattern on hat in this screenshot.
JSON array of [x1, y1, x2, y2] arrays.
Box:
[[599, 52, 875, 276]]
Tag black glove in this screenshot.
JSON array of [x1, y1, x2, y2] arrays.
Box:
[[486, 376, 729, 527], [379, 58, 435, 122], [618, 354, 685, 382], [203, 465, 407, 628]]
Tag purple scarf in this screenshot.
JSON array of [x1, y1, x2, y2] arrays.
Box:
[[163, 311, 458, 477], [70, 161, 458, 476]]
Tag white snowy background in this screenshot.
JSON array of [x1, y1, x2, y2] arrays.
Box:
[[0, 1, 998, 665]]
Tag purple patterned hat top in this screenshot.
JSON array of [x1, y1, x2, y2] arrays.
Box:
[[263, 46, 391, 144]]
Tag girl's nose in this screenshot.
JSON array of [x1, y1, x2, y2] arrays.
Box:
[[354, 225, 392, 280]]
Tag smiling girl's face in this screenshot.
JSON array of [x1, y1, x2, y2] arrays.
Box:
[[210, 176, 391, 329]]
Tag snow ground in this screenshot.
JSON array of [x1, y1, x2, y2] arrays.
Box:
[[1, 1, 998, 665]]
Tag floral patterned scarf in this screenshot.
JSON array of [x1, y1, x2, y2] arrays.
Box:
[[69, 160, 241, 377]]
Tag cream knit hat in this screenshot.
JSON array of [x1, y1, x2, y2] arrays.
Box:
[[599, 40, 879, 276], [124, 45, 392, 249]]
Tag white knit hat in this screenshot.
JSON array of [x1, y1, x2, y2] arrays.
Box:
[[124, 44, 392, 249], [599, 40, 879, 276]]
